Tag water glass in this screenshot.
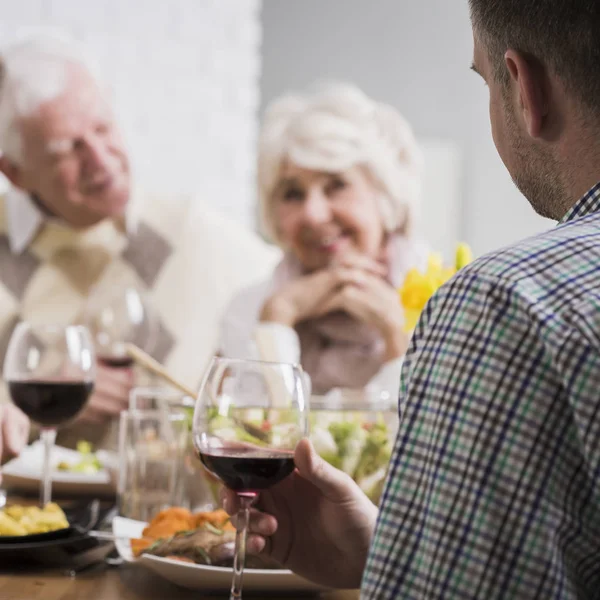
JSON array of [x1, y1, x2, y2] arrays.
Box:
[[129, 386, 214, 512], [117, 409, 187, 521]]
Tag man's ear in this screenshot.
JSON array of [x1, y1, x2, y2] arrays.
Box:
[[504, 49, 549, 139], [0, 154, 24, 188]]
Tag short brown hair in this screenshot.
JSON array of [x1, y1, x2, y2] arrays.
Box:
[[470, 0, 600, 114]]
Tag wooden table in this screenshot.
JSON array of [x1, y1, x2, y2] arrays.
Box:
[[0, 567, 359, 599]]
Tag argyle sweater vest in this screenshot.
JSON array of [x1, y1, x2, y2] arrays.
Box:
[[0, 191, 279, 448]]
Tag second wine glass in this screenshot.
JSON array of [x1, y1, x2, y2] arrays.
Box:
[[3, 323, 96, 506], [193, 357, 309, 600], [84, 282, 157, 367]]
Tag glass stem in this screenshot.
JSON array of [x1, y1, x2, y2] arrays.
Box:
[[40, 428, 57, 507], [229, 494, 255, 600]]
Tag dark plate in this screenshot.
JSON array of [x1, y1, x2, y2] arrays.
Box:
[[0, 525, 73, 544], [0, 501, 115, 568], [0, 500, 96, 544]]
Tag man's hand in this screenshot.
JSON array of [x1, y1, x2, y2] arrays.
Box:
[[74, 363, 133, 425], [222, 439, 377, 589], [0, 404, 30, 470]]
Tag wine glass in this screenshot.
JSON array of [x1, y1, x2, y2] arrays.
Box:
[[84, 282, 157, 368], [193, 357, 309, 600], [3, 323, 96, 506]]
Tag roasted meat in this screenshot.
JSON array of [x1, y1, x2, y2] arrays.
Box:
[[143, 526, 281, 569]]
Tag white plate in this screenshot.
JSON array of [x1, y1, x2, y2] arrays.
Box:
[[1, 441, 117, 497], [113, 516, 325, 594]]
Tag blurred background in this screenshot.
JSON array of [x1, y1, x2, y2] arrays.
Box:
[[0, 0, 553, 258]]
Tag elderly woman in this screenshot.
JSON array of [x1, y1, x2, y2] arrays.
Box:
[[218, 84, 427, 398]]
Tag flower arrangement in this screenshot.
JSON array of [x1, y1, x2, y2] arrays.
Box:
[[398, 243, 473, 332]]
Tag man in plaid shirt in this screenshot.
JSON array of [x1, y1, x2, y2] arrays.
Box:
[[224, 1, 600, 597]]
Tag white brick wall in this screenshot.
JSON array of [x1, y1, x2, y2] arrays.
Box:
[[0, 0, 262, 227]]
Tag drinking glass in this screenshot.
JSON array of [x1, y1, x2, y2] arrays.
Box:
[[118, 409, 188, 521], [129, 386, 214, 512], [193, 357, 309, 600], [3, 323, 96, 505], [84, 282, 157, 367]]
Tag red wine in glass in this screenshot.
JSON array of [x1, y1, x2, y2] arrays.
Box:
[[98, 355, 134, 369], [8, 380, 94, 427], [198, 447, 295, 494], [193, 357, 308, 599], [3, 323, 96, 508]]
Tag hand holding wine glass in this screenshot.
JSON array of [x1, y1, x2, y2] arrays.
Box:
[[221, 438, 378, 589], [193, 357, 308, 600], [3, 323, 95, 505]]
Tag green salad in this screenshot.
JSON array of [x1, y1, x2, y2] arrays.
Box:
[[208, 408, 302, 449], [309, 412, 393, 502], [56, 440, 104, 474]]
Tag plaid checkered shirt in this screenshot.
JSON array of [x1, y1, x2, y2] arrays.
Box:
[[362, 183, 600, 599]]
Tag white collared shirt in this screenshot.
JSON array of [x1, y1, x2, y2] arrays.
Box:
[[5, 186, 44, 254], [3, 185, 139, 254]]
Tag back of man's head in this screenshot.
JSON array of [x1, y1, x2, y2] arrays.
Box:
[[0, 29, 98, 163], [469, 0, 600, 119]]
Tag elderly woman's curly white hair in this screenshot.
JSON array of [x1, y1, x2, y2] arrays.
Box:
[[258, 83, 423, 244]]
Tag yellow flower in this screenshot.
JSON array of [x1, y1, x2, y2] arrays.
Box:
[[398, 243, 473, 332], [455, 242, 473, 270], [427, 252, 444, 273]]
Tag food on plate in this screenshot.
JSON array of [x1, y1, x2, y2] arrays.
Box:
[[145, 525, 236, 564], [131, 506, 234, 557], [131, 506, 281, 568], [0, 502, 69, 536], [142, 507, 200, 540], [142, 527, 281, 569], [56, 440, 103, 474]]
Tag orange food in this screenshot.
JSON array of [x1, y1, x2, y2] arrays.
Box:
[[152, 507, 193, 523], [131, 537, 154, 557], [192, 509, 232, 530], [132, 506, 235, 558], [142, 518, 191, 540], [141, 507, 193, 539]]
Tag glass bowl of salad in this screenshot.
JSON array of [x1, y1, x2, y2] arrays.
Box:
[[309, 388, 399, 503]]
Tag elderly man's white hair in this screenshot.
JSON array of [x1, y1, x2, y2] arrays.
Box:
[[0, 29, 100, 163], [258, 83, 424, 243]]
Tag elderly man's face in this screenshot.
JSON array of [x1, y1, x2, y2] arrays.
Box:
[[16, 64, 130, 226]]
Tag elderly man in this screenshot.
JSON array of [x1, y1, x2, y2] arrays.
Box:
[[0, 32, 278, 460], [224, 1, 600, 598]]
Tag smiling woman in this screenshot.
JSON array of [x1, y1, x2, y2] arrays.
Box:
[[217, 83, 429, 398]]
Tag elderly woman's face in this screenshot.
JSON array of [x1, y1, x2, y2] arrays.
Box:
[[273, 162, 385, 271]]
